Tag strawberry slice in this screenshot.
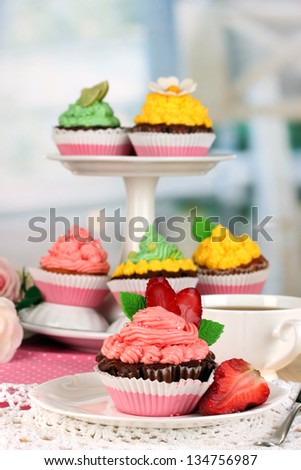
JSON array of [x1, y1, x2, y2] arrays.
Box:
[[198, 358, 270, 416], [145, 277, 180, 315], [175, 288, 202, 328]]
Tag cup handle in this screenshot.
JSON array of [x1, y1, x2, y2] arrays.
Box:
[[263, 319, 301, 371]]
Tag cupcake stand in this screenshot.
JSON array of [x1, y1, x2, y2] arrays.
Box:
[[8, 153, 301, 451], [20, 153, 234, 352]]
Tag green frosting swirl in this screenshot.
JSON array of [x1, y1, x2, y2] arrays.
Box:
[[127, 225, 183, 263], [58, 101, 120, 128]]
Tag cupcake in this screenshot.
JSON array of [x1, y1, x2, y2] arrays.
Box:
[[28, 226, 110, 307], [95, 277, 223, 416], [52, 80, 132, 155], [129, 76, 216, 156], [192, 224, 270, 294], [107, 225, 198, 304]]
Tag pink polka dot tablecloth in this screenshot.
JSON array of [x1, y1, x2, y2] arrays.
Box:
[[0, 335, 96, 384]]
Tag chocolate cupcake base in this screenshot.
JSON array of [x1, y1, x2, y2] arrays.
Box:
[[196, 255, 269, 276], [96, 352, 217, 383], [131, 123, 214, 134], [112, 269, 197, 280]]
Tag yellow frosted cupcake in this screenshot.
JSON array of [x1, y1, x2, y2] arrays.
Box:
[[107, 225, 198, 304], [129, 76, 215, 156], [192, 225, 270, 294]]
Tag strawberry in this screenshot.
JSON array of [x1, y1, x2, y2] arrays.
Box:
[[145, 277, 180, 315], [145, 277, 203, 328], [198, 358, 270, 416], [175, 288, 202, 328]]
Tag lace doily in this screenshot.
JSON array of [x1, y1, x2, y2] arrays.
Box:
[[0, 380, 300, 450]]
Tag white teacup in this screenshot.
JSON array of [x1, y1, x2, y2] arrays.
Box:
[[202, 294, 301, 380]]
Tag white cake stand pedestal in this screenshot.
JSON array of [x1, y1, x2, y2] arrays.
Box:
[[47, 154, 235, 257]]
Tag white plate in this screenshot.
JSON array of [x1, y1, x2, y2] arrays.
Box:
[[29, 372, 289, 429], [21, 321, 109, 352], [19, 302, 109, 332], [47, 154, 235, 177]]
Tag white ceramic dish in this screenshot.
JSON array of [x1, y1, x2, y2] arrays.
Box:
[[20, 321, 109, 352], [19, 302, 109, 331], [47, 154, 235, 177], [29, 372, 288, 429], [202, 294, 301, 379]]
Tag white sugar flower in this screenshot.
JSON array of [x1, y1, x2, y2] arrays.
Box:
[[149, 77, 197, 96]]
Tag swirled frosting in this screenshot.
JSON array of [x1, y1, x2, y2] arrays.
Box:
[[129, 225, 182, 263], [59, 101, 120, 128], [192, 224, 262, 270], [111, 225, 196, 278], [40, 226, 110, 275], [134, 93, 212, 127], [101, 306, 209, 365]]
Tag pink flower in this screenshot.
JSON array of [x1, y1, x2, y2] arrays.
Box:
[[0, 257, 21, 302], [0, 297, 23, 363]]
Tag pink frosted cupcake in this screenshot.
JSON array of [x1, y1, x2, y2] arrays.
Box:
[[129, 77, 215, 157], [53, 80, 132, 156], [192, 225, 270, 294], [95, 278, 224, 417], [28, 226, 110, 307]]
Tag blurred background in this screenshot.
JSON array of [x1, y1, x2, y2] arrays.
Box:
[[1, 0, 301, 296]]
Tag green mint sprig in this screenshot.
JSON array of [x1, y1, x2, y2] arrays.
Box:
[[120, 292, 146, 321], [198, 319, 224, 346]]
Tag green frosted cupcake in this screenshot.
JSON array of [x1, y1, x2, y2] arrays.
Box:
[[53, 81, 132, 156], [107, 225, 198, 305]]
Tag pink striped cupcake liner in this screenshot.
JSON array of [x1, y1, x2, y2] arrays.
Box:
[[96, 369, 213, 417], [128, 132, 216, 157], [107, 277, 198, 306], [52, 127, 133, 156], [196, 268, 270, 295], [28, 267, 110, 308]]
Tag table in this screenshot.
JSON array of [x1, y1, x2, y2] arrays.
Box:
[[0, 335, 300, 450]]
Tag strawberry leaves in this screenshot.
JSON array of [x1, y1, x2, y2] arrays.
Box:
[[120, 292, 146, 321]]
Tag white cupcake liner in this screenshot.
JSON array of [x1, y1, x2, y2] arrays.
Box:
[[107, 277, 198, 305], [28, 267, 110, 307], [52, 127, 132, 155], [95, 369, 213, 416], [129, 132, 216, 157], [196, 268, 270, 295]]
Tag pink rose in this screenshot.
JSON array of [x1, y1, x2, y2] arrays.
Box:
[[0, 297, 23, 363], [0, 257, 21, 302]]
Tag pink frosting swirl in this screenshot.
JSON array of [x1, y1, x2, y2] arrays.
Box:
[[40, 226, 110, 274], [101, 306, 209, 365]]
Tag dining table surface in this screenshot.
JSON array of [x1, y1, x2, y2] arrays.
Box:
[[1, 333, 301, 451]]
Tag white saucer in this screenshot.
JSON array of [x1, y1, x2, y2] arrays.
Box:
[[19, 302, 109, 331], [29, 372, 289, 429], [21, 321, 109, 352]]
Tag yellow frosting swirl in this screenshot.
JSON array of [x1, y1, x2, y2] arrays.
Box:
[[134, 93, 213, 127], [112, 258, 197, 278], [192, 225, 261, 270]]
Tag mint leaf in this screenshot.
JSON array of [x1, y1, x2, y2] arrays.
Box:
[[120, 292, 146, 321], [198, 319, 224, 346], [192, 217, 216, 242]]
